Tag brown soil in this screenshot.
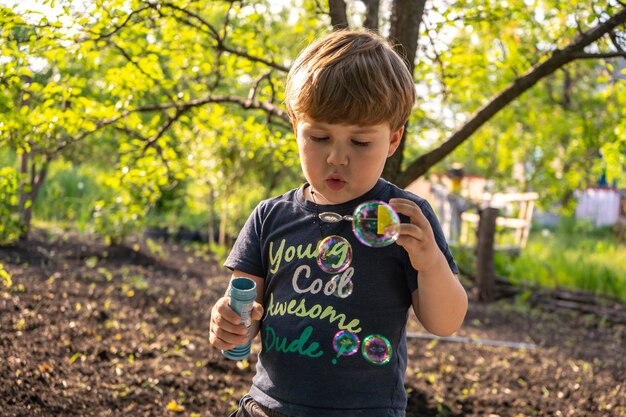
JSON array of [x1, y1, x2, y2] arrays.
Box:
[[1, 231, 625, 417]]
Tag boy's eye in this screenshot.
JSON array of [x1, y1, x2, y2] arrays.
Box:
[[352, 140, 370, 147], [310, 136, 329, 142]]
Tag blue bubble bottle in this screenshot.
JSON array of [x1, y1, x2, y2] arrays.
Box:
[[222, 277, 257, 361]]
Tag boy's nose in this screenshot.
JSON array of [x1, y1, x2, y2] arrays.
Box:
[[327, 145, 349, 166]]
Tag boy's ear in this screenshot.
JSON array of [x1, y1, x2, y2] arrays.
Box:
[[387, 126, 404, 157]]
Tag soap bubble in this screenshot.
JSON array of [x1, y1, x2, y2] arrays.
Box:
[[332, 331, 360, 364], [331, 274, 353, 298], [352, 201, 400, 247], [333, 331, 360, 356], [317, 235, 352, 273], [361, 334, 392, 365]]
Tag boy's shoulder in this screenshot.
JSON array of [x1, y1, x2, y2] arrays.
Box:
[[252, 186, 303, 216], [258, 186, 300, 206], [380, 179, 429, 205]]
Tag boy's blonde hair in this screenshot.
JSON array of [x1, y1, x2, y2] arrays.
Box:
[[285, 30, 416, 132]]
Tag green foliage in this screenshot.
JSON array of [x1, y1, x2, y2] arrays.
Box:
[[496, 221, 626, 301], [0, 166, 22, 244], [1, 0, 624, 243], [410, 0, 626, 211], [449, 244, 476, 277], [0, 0, 316, 240], [208, 242, 230, 265], [34, 159, 106, 230]]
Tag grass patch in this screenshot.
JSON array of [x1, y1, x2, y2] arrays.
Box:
[[453, 218, 626, 303], [502, 232, 626, 301]]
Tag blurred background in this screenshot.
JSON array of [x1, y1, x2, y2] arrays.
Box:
[[2, 0, 624, 302]]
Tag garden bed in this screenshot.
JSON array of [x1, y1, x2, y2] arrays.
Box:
[[1, 232, 624, 416]]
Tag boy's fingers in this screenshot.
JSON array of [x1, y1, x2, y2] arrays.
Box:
[[214, 297, 242, 325], [209, 317, 248, 349], [389, 198, 431, 232], [209, 297, 250, 350], [211, 311, 247, 336], [396, 223, 425, 243], [211, 325, 248, 348]]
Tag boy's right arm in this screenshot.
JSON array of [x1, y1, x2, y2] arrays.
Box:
[[209, 271, 264, 351]]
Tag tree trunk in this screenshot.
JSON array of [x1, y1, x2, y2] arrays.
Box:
[[18, 152, 30, 241], [382, 0, 427, 184], [328, 0, 349, 29], [18, 152, 49, 241], [360, 0, 380, 30]]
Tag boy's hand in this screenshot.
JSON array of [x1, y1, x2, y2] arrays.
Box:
[[389, 198, 447, 274], [209, 296, 264, 350]]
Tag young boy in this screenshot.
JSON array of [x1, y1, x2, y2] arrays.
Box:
[[209, 29, 468, 417]]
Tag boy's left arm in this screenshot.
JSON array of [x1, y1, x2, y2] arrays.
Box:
[[389, 198, 468, 337]]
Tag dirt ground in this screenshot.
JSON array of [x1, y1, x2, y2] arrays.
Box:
[[1, 231, 625, 417]]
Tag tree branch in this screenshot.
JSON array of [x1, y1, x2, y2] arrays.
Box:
[[143, 110, 184, 153], [247, 72, 270, 102], [110, 41, 177, 103], [395, 6, 626, 188], [53, 94, 290, 155], [215, 39, 289, 73], [609, 30, 625, 52], [153, 1, 221, 38], [155, 2, 289, 73], [91, 5, 151, 40], [570, 51, 626, 59], [114, 124, 175, 184]]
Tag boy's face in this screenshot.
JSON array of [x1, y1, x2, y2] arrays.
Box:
[[294, 116, 403, 205]]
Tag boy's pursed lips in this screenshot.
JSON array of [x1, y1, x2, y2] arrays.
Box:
[[326, 173, 346, 181], [324, 173, 347, 190]]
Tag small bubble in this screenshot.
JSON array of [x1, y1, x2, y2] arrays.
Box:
[[317, 235, 352, 273], [332, 331, 360, 364], [333, 331, 360, 355], [362, 334, 392, 365]]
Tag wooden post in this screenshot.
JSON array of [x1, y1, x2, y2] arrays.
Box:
[[476, 207, 499, 301]]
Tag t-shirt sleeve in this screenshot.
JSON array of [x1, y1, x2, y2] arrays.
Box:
[[403, 196, 459, 294], [223, 204, 266, 278], [417, 198, 459, 275]]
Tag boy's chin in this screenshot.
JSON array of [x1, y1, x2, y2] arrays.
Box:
[[321, 191, 363, 205]]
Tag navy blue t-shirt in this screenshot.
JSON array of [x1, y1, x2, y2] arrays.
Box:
[[224, 179, 457, 417]]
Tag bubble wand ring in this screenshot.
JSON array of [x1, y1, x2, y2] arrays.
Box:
[[313, 195, 401, 248]]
